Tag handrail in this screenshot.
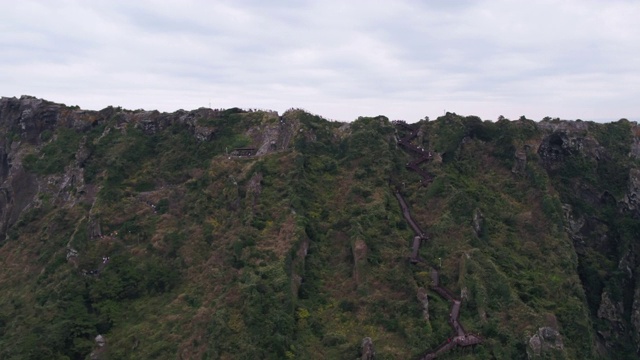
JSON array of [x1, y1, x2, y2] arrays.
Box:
[[393, 121, 482, 359]]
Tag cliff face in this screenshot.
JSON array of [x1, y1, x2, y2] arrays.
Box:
[[0, 96, 638, 359], [535, 118, 640, 358]]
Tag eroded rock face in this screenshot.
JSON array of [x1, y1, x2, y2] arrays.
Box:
[[598, 291, 624, 324], [512, 149, 527, 175], [290, 236, 310, 299], [0, 97, 223, 239], [621, 168, 640, 216], [528, 333, 542, 357], [88, 217, 102, 239], [361, 337, 375, 360], [416, 287, 429, 321], [562, 203, 614, 256], [0, 166, 38, 240], [95, 334, 106, 347], [562, 204, 585, 246], [472, 208, 484, 237], [0, 96, 59, 144], [536, 118, 590, 134], [537, 128, 601, 171], [596, 290, 632, 355], [538, 132, 571, 167], [246, 172, 263, 210], [527, 327, 564, 358], [630, 124, 640, 159], [89, 334, 107, 360], [632, 287, 640, 352]]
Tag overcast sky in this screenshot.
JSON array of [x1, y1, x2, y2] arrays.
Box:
[[1, 0, 639, 122]]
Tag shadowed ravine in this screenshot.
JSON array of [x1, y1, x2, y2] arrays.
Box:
[[393, 121, 483, 359]]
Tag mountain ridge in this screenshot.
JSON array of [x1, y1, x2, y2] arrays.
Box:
[[0, 95, 639, 359]]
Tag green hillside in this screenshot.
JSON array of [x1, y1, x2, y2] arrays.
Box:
[[0, 96, 639, 359]]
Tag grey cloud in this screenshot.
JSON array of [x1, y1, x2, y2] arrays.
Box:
[[0, 0, 638, 122]]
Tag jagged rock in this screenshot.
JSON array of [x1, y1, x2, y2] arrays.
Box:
[[537, 118, 590, 134], [74, 137, 91, 167], [618, 250, 634, 279], [248, 124, 279, 156], [472, 208, 484, 237], [95, 334, 106, 347], [527, 326, 564, 358], [538, 132, 573, 166], [537, 129, 601, 170], [246, 172, 263, 196], [621, 168, 640, 215], [361, 337, 375, 360], [193, 125, 215, 141], [460, 286, 469, 301], [598, 291, 624, 324], [134, 111, 172, 135], [0, 96, 262, 239], [596, 289, 630, 350], [512, 149, 527, 175], [55, 168, 85, 205], [528, 333, 542, 357], [0, 166, 38, 240], [88, 217, 102, 239], [562, 204, 585, 244], [416, 287, 430, 321], [431, 151, 443, 164], [631, 286, 640, 351], [66, 248, 78, 260], [631, 124, 640, 159], [89, 334, 107, 360], [239, 111, 302, 156]]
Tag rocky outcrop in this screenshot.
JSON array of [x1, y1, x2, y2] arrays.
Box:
[[246, 172, 263, 212], [291, 236, 310, 299], [472, 208, 484, 237], [595, 288, 626, 358], [245, 114, 296, 156], [89, 334, 107, 360], [88, 217, 102, 239], [598, 291, 624, 325], [0, 96, 65, 144], [0, 96, 260, 239], [527, 327, 564, 358], [95, 334, 106, 347], [512, 149, 527, 175], [416, 287, 430, 321], [620, 168, 640, 216], [0, 165, 37, 239], [632, 286, 640, 352], [536, 124, 602, 170], [361, 337, 375, 360], [536, 118, 590, 136], [630, 123, 640, 159], [562, 204, 585, 246]]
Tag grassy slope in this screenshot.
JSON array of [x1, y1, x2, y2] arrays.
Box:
[[1, 108, 636, 359]]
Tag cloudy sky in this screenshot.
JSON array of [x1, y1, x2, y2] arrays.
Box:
[[1, 0, 639, 122]]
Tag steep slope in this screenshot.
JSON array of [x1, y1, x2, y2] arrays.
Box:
[[0, 96, 638, 359]]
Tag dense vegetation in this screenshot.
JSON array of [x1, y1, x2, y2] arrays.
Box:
[[0, 99, 638, 359]]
